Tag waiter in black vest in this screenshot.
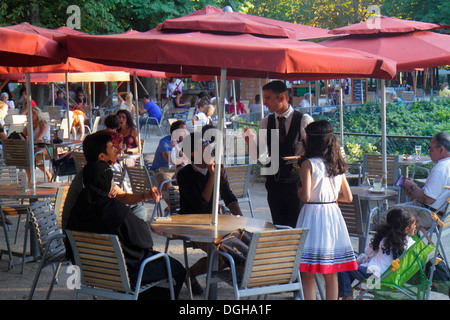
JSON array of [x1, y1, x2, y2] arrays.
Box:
[[244, 81, 313, 227]]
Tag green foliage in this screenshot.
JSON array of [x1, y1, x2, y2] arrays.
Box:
[[315, 99, 450, 162]]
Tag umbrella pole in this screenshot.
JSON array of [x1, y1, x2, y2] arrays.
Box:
[[25, 74, 35, 188], [232, 80, 236, 116], [259, 79, 264, 120], [339, 80, 344, 148], [380, 79, 387, 188], [133, 72, 142, 155], [211, 68, 227, 226], [65, 73, 71, 139]]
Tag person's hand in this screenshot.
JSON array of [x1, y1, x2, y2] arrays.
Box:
[[207, 161, 215, 175], [147, 186, 162, 202], [108, 187, 118, 198], [242, 127, 255, 144]]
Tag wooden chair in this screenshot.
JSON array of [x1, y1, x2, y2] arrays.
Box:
[[338, 194, 377, 254], [27, 199, 68, 300], [224, 165, 254, 217], [46, 106, 62, 121], [362, 154, 400, 187], [125, 165, 161, 219], [0, 166, 29, 270], [205, 228, 309, 300], [71, 151, 86, 173], [65, 230, 175, 300], [1, 139, 49, 181]]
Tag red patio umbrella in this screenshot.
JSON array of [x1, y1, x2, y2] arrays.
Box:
[[328, 16, 443, 35], [0, 27, 66, 67], [58, 30, 396, 80], [322, 31, 450, 71], [157, 5, 330, 40]]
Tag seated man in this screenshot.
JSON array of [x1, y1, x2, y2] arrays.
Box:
[[62, 132, 161, 228], [176, 131, 242, 294], [139, 95, 162, 127], [150, 120, 189, 207], [66, 160, 186, 300], [403, 131, 450, 228]]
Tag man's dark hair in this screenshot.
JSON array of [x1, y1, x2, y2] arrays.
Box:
[[103, 114, 120, 129], [170, 120, 186, 134], [142, 94, 150, 100], [262, 80, 287, 95], [83, 132, 112, 163]]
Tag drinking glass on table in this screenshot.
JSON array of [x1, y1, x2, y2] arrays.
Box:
[[415, 145, 422, 160]]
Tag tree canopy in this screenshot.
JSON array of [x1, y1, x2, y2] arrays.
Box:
[[0, 0, 447, 34]]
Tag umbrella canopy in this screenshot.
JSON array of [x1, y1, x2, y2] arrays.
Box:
[[0, 27, 66, 67], [328, 16, 443, 35], [322, 30, 450, 72], [58, 30, 396, 80], [157, 5, 330, 40], [0, 57, 166, 79]]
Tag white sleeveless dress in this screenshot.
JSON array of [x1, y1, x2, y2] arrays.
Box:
[[296, 157, 357, 274]]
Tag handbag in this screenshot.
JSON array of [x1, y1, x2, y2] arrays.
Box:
[[52, 153, 77, 176], [213, 228, 253, 267]]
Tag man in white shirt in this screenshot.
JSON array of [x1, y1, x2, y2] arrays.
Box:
[[403, 131, 450, 227], [244, 80, 313, 227]]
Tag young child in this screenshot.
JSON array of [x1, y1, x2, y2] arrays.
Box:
[[338, 207, 417, 300], [296, 120, 356, 300]]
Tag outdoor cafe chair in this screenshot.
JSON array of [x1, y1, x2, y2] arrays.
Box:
[[65, 230, 175, 300], [224, 164, 254, 217], [27, 198, 68, 300], [0, 166, 29, 270], [204, 227, 309, 300]]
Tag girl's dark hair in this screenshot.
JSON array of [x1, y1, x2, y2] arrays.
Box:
[[116, 109, 136, 129], [370, 207, 417, 259], [304, 120, 347, 176], [104, 114, 120, 129]]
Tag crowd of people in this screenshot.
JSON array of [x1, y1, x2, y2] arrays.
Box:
[[2, 78, 448, 300]]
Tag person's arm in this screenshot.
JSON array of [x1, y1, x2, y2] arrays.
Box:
[[114, 184, 162, 204], [34, 122, 49, 142], [403, 178, 436, 205], [298, 159, 312, 203], [338, 174, 353, 203]]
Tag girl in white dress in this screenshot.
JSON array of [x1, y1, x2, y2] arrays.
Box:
[[296, 120, 357, 300]]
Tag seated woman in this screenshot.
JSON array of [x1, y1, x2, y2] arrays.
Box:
[[117, 91, 136, 116], [21, 106, 52, 181], [173, 90, 190, 109], [116, 109, 138, 154]]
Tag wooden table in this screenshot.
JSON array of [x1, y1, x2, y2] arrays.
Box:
[[0, 182, 67, 272], [151, 214, 274, 299]]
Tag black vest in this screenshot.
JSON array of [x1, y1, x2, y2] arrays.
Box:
[[266, 110, 303, 183]]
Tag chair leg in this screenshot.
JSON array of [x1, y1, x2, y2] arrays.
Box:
[[28, 258, 47, 300], [182, 240, 193, 300], [248, 200, 254, 218], [46, 263, 62, 300], [0, 209, 14, 271]]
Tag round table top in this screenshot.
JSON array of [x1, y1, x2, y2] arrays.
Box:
[[0, 182, 67, 199], [151, 214, 274, 243], [350, 186, 398, 201], [398, 155, 431, 166]]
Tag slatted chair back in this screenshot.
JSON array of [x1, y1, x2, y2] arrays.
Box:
[[224, 165, 254, 217], [125, 165, 155, 194], [168, 185, 180, 215], [54, 186, 70, 229], [6, 123, 25, 136], [241, 228, 307, 290], [1, 139, 31, 170], [66, 230, 175, 300], [28, 199, 65, 261], [363, 154, 399, 186], [27, 199, 68, 299], [65, 230, 133, 297], [206, 228, 309, 299], [338, 194, 367, 254], [72, 151, 86, 173], [0, 165, 18, 184]]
